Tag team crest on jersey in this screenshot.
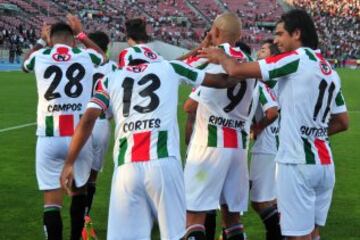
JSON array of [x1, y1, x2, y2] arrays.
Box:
[[52, 47, 71, 62], [142, 47, 158, 60], [126, 64, 148, 73], [320, 61, 332, 75]]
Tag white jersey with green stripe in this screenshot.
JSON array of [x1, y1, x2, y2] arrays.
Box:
[[258, 47, 347, 164], [23, 44, 104, 137], [187, 43, 255, 149], [251, 82, 279, 155], [92, 60, 118, 120], [87, 59, 205, 166]]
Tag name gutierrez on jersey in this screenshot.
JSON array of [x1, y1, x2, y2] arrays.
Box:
[[47, 103, 82, 112], [123, 118, 161, 133], [209, 115, 245, 129], [300, 126, 328, 137]]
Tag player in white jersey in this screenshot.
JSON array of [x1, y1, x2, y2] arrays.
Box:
[[22, 15, 105, 240], [199, 9, 349, 240], [249, 39, 283, 240], [60, 46, 243, 240], [83, 31, 116, 217], [183, 12, 255, 240], [118, 18, 153, 67]]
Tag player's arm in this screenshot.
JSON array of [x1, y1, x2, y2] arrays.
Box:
[[252, 107, 278, 137], [328, 112, 349, 136], [328, 87, 349, 136], [198, 47, 262, 78], [67, 14, 107, 61], [60, 108, 101, 194], [22, 23, 50, 73], [184, 97, 198, 145], [61, 76, 111, 194]]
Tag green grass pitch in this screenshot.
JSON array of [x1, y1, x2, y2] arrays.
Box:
[[0, 69, 359, 239]]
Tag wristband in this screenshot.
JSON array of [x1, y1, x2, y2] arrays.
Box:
[[36, 38, 47, 47], [76, 32, 87, 41]]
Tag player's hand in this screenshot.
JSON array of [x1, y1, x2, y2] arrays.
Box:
[[41, 23, 51, 44], [199, 32, 212, 49], [67, 14, 83, 35], [60, 162, 74, 196], [198, 47, 226, 64]]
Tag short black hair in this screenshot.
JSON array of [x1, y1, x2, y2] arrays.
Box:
[[50, 22, 74, 38], [88, 31, 110, 52], [125, 18, 149, 43], [235, 41, 252, 55], [278, 9, 318, 49], [262, 39, 280, 56]]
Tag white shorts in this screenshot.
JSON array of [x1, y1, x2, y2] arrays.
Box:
[[36, 136, 93, 190], [249, 153, 276, 202], [184, 145, 249, 212], [107, 157, 186, 240], [91, 119, 110, 171], [276, 163, 335, 236]]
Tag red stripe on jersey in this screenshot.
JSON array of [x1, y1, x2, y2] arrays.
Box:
[[229, 47, 244, 58], [184, 56, 200, 65], [59, 115, 74, 136], [118, 49, 128, 67], [223, 127, 238, 148], [132, 132, 151, 161], [314, 139, 332, 165], [315, 53, 325, 61], [265, 51, 298, 64]]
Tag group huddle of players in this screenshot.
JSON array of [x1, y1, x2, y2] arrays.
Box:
[[22, 8, 349, 240]]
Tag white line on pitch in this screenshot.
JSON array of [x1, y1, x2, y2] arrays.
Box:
[[0, 122, 36, 133]]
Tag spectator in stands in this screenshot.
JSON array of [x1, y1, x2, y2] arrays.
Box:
[[15, 44, 23, 64], [9, 43, 16, 63]]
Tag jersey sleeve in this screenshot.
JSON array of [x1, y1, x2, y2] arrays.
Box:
[[86, 48, 105, 67], [23, 50, 39, 72], [331, 88, 347, 114], [87, 75, 110, 111], [258, 51, 300, 82], [169, 60, 205, 86], [258, 82, 278, 112]]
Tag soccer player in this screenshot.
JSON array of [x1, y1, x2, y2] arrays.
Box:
[[22, 15, 105, 240], [84, 31, 117, 217], [249, 39, 282, 240], [183, 12, 254, 240], [199, 9, 349, 240], [60, 46, 243, 239], [118, 18, 151, 67]]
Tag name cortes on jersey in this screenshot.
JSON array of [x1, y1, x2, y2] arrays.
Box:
[[258, 47, 347, 165], [23, 44, 104, 137], [186, 43, 255, 149], [87, 58, 205, 166]]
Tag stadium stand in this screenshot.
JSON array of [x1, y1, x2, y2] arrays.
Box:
[[0, 0, 359, 63]]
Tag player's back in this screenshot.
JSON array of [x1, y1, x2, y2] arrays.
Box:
[[187, 43, 255, 149], [263, 48, 346, 164], [26, 44, 101, 137], [99, 59, 205, 165]]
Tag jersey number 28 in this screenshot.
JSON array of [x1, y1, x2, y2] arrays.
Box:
[[44, 63, 85, 100]]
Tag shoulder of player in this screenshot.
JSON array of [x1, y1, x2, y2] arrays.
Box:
[[220, 43, 252, 62]]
